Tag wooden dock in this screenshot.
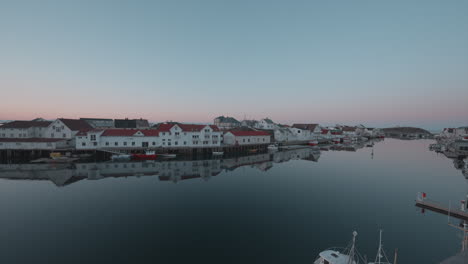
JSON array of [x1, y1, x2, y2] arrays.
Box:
[[415, 199, 468, 221]]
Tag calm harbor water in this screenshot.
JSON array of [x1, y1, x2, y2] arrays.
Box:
[[0, 139, 466, 263]]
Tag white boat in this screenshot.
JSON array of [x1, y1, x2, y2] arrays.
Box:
[[314, 231, 359, 264], [212, 151, 224, 156], [368, 230, 392, 264], [267, 144, 278, 151]]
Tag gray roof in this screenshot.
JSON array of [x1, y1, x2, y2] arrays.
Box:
[[263, 118, 274, 124]]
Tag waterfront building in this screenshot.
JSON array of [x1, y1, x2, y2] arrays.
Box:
[[80, 118, 114, 128], [223, 130, 271, 145], [0, 120, 52, 138], [0, 138, 68, 150], [76, 123, 222, 150], [255, 118, 277, 130], [76, 129, 160, 150], [292, 124, 321, 134], [213, 116, 241, 130], [155, 123, 222, 148], [341, 126, 358, 137], [115, 118, 150, 128]]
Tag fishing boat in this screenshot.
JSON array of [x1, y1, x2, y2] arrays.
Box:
[[313, 231, 359, 264], [308, 140, 319, 146], [367, 230, 392, 264], [267, 144, 278, 151], [212, 151, 224, 156], [159, 153, 176, 158], [132, 150, 157, 160]]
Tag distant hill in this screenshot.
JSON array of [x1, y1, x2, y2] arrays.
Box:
[[381, 127, 432, 135]]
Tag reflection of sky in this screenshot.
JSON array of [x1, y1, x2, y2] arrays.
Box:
[[0, 139, 466, 263], [1, 1, 468, 130]]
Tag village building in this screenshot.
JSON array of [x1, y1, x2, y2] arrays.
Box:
[[115, 118, 150, 128], [75, 129, 160, 150], [223, 130, 271, 145], [156, 123, 222, 148], [341, 126, 358, 137], [213, 116, 241, 130], [80, 118, 114, 128], [255, 118, 277, 130], [76, 123, 223, 150], [292, 124, 322, 134], [0, 138, 68, 150], [0, 120, 52, 138]]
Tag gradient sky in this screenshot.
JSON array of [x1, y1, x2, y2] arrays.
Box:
[[1, 0, 467, 130]]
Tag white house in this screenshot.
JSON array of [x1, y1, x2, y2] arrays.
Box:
[[76, 123, 223, 150], [76, 129, 160, 150], [341, 126, 358, 137], [156, 123, 222, 147], [213, 116, 240, 130], [223, 131, 271, 145], [241, 120, 259, 128], [255, 118, 277, 130], [0, 120, 52, 138]]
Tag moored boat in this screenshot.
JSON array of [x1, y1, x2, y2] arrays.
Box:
[[267, 144, 278, 151], [111, 154, 132, 161], [212, 151, 224, 156], [132, 150, 157, 160], [313, 231, 359, 264], [309, 140, 319, 146]]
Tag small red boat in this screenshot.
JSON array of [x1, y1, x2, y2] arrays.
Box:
[[308, 140, 318, 146], [132, 151, 157, 160]]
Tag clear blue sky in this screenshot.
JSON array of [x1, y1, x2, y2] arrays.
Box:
[[1, 0, 467, 130]]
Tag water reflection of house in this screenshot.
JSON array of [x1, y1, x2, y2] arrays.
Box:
[[0, 143, 377, 186]]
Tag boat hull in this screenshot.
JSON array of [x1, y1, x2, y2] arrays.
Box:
[[132, 154, 157, 160]]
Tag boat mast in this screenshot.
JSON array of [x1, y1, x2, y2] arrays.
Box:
[[348, 231, 358, 264], [375, 230, 383, 264]]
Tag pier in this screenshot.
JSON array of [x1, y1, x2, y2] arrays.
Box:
[[415, 193, 468, 221]]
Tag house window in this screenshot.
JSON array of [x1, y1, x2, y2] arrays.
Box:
[[175, 132, 180, 136], [168, 142, 171, 146], [152, 142, 155, 145], [243, 139, 245, 143], [205, 129, 210, 132], [124, 142, 127, 146], [175, 141, 178, 145], [51, 133, 54, 138], [106, 142, 109, 146], [163, 142, 166, 145], [248, 139, 250, 142], [90, 135, 96, 141], [203, 141, 208, 145], [93, 142, 97, 146], [263, 138, 265, 142], [115, 142, 118, 146], [162, 132, 165, 136], [132, 142, 135, 146], [82, 142, 86, 146], [184, 141, 187, 145], [53, 126, 55, 129]]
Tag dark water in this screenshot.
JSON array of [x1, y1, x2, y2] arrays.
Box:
[[0, 139, 466, 263]]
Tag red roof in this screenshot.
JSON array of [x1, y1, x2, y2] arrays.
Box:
[[0, 121, 52, 129], [101, 129, 159, 137], [227, 131, 270, 136], [59, 119, 93, 131], [0, 138, 66, 143]]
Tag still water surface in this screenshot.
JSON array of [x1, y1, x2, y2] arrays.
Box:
[[0, 139, 466, 263]]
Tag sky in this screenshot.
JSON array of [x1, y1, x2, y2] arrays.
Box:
[[0, 0, 467, 130]]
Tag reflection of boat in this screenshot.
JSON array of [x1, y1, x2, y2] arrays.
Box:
[[267, 144, 278, 151], [313, 231, 358, 264], [332, 138, 341, 144], [111, 154, 132, 161], [212, 151, 224, 156], [248, 149, 258, 153], [159, 153, 176, 159], [132, 150, 157, 160], [308, 140, 318, 146]]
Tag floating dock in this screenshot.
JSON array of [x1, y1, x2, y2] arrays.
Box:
[[415, 199, 468, 221]]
